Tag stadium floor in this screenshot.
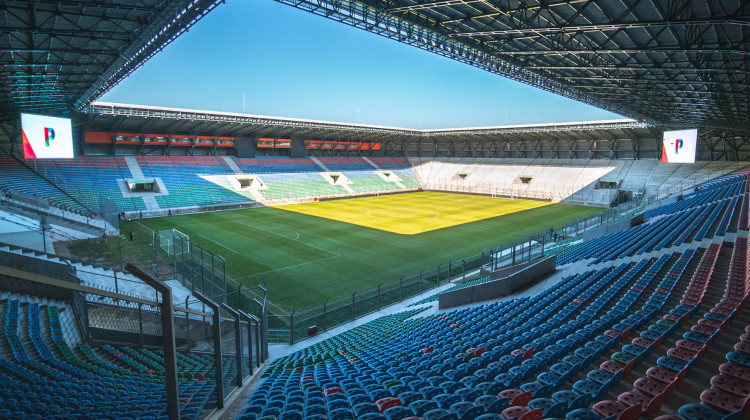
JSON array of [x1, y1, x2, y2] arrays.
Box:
[[279, 191, 553, 234], [132, 192, 599, 310]]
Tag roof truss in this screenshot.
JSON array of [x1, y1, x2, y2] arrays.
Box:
[[274, 0, 750, 130]]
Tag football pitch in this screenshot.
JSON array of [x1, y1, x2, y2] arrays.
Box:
[[130, 192, 599, 311]]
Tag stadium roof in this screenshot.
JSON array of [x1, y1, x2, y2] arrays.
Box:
[[2, 0, 748, 135], [86, 101, 649, 140], [0, 0, 224, 123], [277, 0, 750, 131], [86, 102, 685, 159]]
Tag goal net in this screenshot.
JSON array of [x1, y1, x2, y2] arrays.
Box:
[[157, 229, 190, 256], [492, 192, 515, 199]]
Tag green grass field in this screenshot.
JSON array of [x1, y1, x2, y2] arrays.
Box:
[[130, 192, 599, 311]]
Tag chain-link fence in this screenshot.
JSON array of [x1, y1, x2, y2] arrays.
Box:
[[275, 254, 484, 343], [0, 251, 267, 419], [98, 194, 120, 232]]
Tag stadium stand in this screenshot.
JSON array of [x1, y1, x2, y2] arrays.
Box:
[[392, 169, 421, 190], [232, 158, 320, 174], [3, 0, 749, 418], [32, 156, 147, 212], [137, 155, 251, 209], [257, 172, 349, 201], [0, 155, 91, 215], [369, 158, 412, 171], [0, 238, 252, 419], [410, 158, 745, 207], [228, 168, 750, 420], [0, 295, 243, 419], [317, 157, 374, 172], [0, 162, 748, 420], [3, 156, 750, 420], [344, 171, 402, 194], [5, 152, 744, 216], [554, 174, 747, 266], [0, 155, 424, 213]]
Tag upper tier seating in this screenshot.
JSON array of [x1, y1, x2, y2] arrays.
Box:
[[0, 154, 420, 213], [232, 158, 320, 174], [369, 158, 412, 170], [30, 156, 147, 212], [137, 156, 252, 209], [317, 157, 374, 172]]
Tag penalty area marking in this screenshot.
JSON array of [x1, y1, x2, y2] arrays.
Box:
[[232, 220, 339, 257], [232, 255, 339, 280], [194, 234, 239, 254], [366, 208, 440, 221], [261, 227, 300, 240]]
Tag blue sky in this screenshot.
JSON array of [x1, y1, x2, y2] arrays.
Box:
[[101, 0, 623, 129]]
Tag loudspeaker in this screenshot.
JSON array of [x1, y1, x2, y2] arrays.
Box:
[[236, 137, 255, 158]]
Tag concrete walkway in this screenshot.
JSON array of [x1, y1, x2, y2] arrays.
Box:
[[310, 156, 331, 172], [223, 156, 243, 173], [267, 279, 462, 360], [123, 156, 145, 178], [362, 156, 381, 170]]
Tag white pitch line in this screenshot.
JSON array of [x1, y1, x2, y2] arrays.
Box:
[[195, 234, 239, 254], [232, 255, 340, 280], [232, 220, 340, 257], [134, 220, 152, 233], [262, 227, 300, 241]]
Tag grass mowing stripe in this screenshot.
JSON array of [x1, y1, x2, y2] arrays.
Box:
[[130, 192, 601, 310], [231, 220, 340, 257], [231, 255, 340, 280], [194, 234, 239, 254]]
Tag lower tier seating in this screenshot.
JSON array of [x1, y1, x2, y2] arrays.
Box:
[[0, 297, 245, 420], [237, 233, 750, 420]]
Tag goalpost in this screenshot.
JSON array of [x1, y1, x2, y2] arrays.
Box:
[[157, 229, 190, 256], [492, 191, 515, 199]]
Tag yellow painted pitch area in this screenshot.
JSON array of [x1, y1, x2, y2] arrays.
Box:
[[278, 191, 553, 235]]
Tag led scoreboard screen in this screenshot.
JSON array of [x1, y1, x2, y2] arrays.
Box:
[[21, 113, 74, 159], [661, 129, 698, 163]]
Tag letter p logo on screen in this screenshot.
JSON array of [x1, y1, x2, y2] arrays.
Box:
[[20, 113, 73, 159], [44, 127, 56, 146], [661, 129, 697, 163]]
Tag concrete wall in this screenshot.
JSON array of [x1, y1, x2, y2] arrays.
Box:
[[480, 257, 543, 281], [439, 255, 556, 309], [582, 213, 645, 240], [0, 248, 79, 302], [0, 248, 75, 281]]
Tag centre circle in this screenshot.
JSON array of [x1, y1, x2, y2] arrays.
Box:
[[366, 208, 440, 221]]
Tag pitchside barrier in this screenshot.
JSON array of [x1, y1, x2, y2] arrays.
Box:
[[157, 229, 190, 256], [0, 250, 266, 419]]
